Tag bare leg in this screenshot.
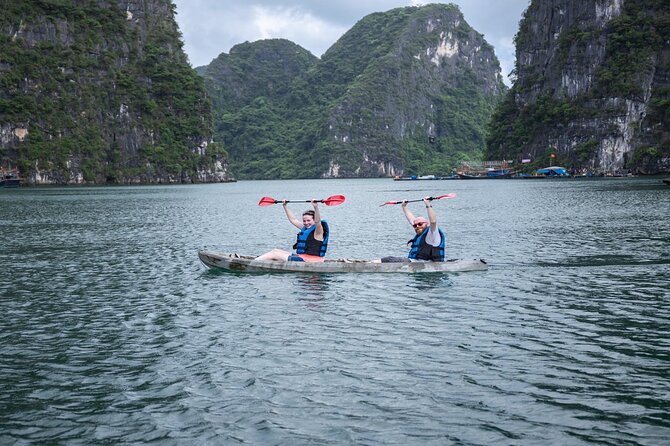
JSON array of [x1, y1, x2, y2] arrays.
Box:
[[256, 249, 291, 261]]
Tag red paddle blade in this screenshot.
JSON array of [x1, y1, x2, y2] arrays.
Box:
[[379, 201, 399, 207], [323, 194, 346, 206], [258, 196, 278, 206], [432, 193, 457, 200]]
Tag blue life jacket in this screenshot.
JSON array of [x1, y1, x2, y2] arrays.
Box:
[[293, 220, 329, 257], [408, 227, 445, 261]]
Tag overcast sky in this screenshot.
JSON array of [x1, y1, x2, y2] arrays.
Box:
[[171, 0, 530, 86]]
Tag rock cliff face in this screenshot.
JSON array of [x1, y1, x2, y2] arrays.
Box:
[[0, 0, 231, 184], [487, 0, 670, 174], [199, 39, 318, 179], [314, 4, 506, 178], [202, 4, 506, 179], [200, 39, 319, 113]]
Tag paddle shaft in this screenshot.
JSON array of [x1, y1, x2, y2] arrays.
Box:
[[403, 196, 440, 204], [279, 199, 327, 204], [380, 193, 456, 206]]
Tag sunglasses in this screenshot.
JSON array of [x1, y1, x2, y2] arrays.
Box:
[[412, 222, 427, 228]]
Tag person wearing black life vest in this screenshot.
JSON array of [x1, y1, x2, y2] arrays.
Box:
[[256, 199, 329, 262], [404, 197, 445, 261], [381, 197, 445, 263]]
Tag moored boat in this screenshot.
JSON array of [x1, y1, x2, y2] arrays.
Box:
[[512, 173, 546, 179], [1, 168, 21, 188], [456, 168, 514, 179], [536, 166, 570, 177], [485, 168, 514, 178], [198, 251, 488, 274], [457, 172, 486, 179], [393, 174, 456, 180]]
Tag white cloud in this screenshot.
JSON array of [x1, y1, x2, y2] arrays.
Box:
[[251, 6, 347, 55], [172, 0, 529, 84]]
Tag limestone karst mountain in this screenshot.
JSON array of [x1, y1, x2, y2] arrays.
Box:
[[1, 0, 231, 184], [201, 4, 507, 179], [486, 0, 670, 174]]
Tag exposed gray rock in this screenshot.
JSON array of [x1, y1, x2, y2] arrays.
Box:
[[488, 0, 669, 174], [0, 0, 232, 184]]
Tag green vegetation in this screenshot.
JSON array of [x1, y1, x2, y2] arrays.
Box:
[[202, 39, 320, 179], [630, 145, 660, 165], [204, 4, 505, 179], [591, 1, 665, 100], [486, 0, 670, 172], [0, 0, 225, 183]]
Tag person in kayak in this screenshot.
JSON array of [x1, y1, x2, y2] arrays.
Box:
[[381, 197, 445, 262], [256, 200, 329, 262]]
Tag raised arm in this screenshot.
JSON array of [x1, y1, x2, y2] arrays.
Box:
[[312, 200, 324, 241], [402, 200, 417, 226], [283, 201, 302, 229], [423, 197, 438, 232]]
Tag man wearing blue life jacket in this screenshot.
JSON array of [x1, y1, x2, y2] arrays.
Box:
[[404, 197, 445, 261], [381, 197, 445, 263], [256, 200, 329, 262]]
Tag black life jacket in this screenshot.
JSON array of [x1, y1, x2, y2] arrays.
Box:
[[293, 220, 329, 257], [408, 227, 445, 261]]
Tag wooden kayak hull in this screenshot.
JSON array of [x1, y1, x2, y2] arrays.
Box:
[[198, 251, 488, 273]]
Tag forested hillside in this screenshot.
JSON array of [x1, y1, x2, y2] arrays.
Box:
[[7, 1, 666, 183], [199, 39, 319, 178], [201, 4, 507, 179], [486, 0, 670, 174], [0, 0, 231, 184]]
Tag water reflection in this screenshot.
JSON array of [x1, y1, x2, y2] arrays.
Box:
[[295, 274, 332, 300], [2, 179, 669, 445], [409, 273, 454, 291]]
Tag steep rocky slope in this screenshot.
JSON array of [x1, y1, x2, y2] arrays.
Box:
[[202, 4, 506, 179], [0, 0, 231, 184], [486, 0, 670, 174], [316, 4, 506, 177], [199, 39, 319, 178]]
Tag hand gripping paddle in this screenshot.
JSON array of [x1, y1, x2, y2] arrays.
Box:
[[379, 193, 456, 206], [258, 194, 346, 207]]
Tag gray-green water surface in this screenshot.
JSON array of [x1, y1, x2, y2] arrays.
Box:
[[1, 178, 669, 445]]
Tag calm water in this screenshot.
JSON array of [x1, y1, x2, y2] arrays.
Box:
[[1, 178, 668, 445]]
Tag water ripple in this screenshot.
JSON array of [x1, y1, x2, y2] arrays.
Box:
[[1, 180, 669, 445]]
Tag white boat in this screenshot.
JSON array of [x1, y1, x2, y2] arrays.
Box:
[[198, 251, 488, 274]]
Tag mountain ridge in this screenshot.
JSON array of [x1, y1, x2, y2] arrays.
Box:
[[486, 0, 670, 174], [0, 0, 232, 185], [201, 3, 507, 179]]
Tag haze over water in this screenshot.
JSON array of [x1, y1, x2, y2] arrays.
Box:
[[1, 178, 668, 445]]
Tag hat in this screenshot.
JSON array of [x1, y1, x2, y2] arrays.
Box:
[[412, 216, 428, 225]]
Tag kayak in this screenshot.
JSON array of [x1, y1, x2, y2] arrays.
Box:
[[198, 251, 488, 273]]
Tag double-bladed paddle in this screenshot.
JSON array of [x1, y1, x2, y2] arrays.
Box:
[[379, 193, 456, 206], [258, 194, 346, 207]]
